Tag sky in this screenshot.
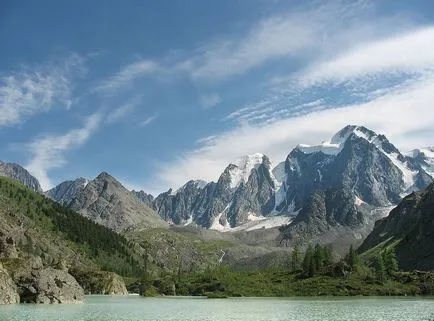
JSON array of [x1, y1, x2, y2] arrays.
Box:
[[1, 0, 434, 195]]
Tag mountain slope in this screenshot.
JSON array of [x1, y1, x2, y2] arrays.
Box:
[[154, 125, 432, 233], [45, 177, 89, 205], [154, 153, 281, 229], [279, 125, 431, 212], [405, 147, 434, 178], [68, 172, 167, 233], [0, 161, 42, 193], [359, 183, 434, 271], [0, 176, 146, 277]]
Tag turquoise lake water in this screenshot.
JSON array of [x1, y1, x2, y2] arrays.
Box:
[[0, 295, 434, 321]]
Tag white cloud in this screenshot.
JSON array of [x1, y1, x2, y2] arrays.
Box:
[[106, 96, 143, 124], [199, 93, 221, 109], [299, 26, 434, 86], [178, 1, 409, 82], [139, 114, 158, 127], [157, 75, 434, 190], [0, 53, 85, 126], [25, 113, 101, 190], [95, 60, 158, 93]]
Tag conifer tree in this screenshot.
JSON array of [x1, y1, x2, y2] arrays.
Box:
[[373, 254, 386, 283], [291, 246, 301, 272]]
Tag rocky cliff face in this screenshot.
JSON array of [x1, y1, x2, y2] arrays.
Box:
[[69, 269, 128, 295], [45, 177, 88, 206], [3, 256, 84, 304], [0, 161, 42, 193], [68, 172, 167, 232], [154, 126, 432, 232], [0, 263, 20, 304], [359, 183, 434, 271], [154, 154, 280, 229], [133, 190, 154, 206], [280, 126, 430, 211], [405, 147, 434, 178]]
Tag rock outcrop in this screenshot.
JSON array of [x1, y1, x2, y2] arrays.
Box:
[[3, 256, 84, 304], [69, 269, 128, 295], [0, 161, 42, 193], [359, 183, 434, 271], [45, 177, 89, 206], [68, 172, 167, 233], [0, 262, 20, 304]]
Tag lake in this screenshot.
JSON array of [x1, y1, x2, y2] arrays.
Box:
[[0, 295, 434, 321]]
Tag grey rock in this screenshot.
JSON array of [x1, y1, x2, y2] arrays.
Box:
[[0, 161, 42, 193], [0, 263, 20, 304], [359, 183, 434, 271], [17, 267, 84, 304], [68, 172, 167, 232], [45, 178, 89, 206], [69, 269, 128, 295], [133, 190, 154, 206]]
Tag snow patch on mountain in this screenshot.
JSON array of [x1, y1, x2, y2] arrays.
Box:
[[405, 147, 434, 178], [228, 153, 265, 188]]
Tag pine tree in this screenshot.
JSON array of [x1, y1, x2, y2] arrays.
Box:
[[373, 254, 386, 283], [303, 245, 315, 277], [313, 244, 323, 271], [347, 245, 359, 269], [382, 248, 398, 275], [291, 247, 300, 272]]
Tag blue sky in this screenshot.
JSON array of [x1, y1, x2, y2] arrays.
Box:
[[1, 0, 434, 195]]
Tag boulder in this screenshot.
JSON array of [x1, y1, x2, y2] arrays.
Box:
[[18, 267, 84, 304], [0, 262, 20, 304], [69, 269, 128, 295]]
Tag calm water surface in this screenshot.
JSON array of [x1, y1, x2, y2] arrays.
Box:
[[0, 295, 434, 321]]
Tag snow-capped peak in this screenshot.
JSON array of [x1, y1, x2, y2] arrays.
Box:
[[296, 125, 378, 156], [170, 179, 208, 196], [228, 153, 266, 189], [405, 147, 434, 178]]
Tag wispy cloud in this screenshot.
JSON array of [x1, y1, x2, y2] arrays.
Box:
[[199, 93, 221, 109], [139, 114, 158, 127], [177, 1, 407, 82], [95, 60, 158, 94], [0, 53, 86, 127], [157, 74, 434, 189], [106, 95, 143, 124], [25, 113, 101, 190], [297, 26, 434, 86]]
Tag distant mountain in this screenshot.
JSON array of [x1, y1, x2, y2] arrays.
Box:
[[0, 161, 42, 193], [154, 153, 281, 229], [155, 126, 432, 234], [405, 147, 434, 178], [359, 183, 434, 271], [67, 172, 167, 233], [132, 190, 154, 206], [45, 177, 89, 205]]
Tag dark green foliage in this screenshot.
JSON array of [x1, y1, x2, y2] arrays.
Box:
[[346, 245, 360, 270], [291, 247, 300, 272], [373, 254, 386, 283], [302, 245, 314, 277], [382, 248, 398, 275], [0, 176, 145, 277]]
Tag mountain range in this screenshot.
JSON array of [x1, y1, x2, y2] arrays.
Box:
[[1, 125, 433, 251]]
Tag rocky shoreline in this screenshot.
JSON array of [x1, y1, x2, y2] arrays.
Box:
[[0, 236, 128, 305]]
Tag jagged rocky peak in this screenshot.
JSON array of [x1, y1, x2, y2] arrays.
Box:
[[68, 171, 167, 233], [295, 125, 385, 156], [133, 190, 154, 205], [0, 161, 43, 193], [45, 177, 89, 205], [226, 153, 271, 189], [405, 147, 434, 178]]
